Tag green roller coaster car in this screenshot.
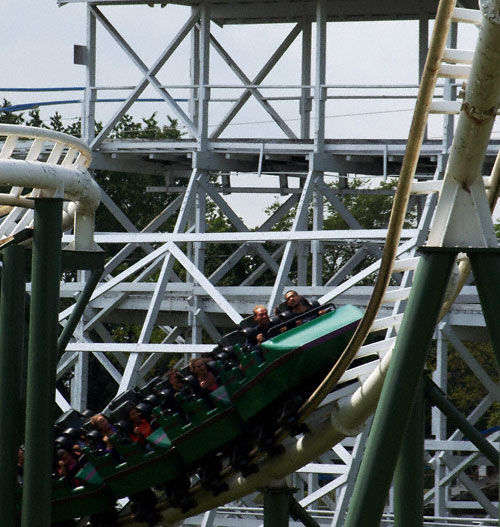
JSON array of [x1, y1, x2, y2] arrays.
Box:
[[22, 303, 362, 525], [153, 387, 243, 463], [81, 436, 184, 498], [226, 304, 363, 421]]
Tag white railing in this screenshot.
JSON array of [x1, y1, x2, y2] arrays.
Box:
[[0, 125, 100, 250]]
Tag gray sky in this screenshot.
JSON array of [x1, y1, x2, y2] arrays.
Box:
[[2, 2, 498, 225], [1, 1, 434, 136]]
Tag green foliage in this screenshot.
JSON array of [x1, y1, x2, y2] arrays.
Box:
[[427, 339, 500, 432], [262, 178, 416, 285], [49, 112, 65, 132], [94, 112, 184, 234], [201, 197, 259, 286], [25, 108, 45, 128], [0, 99, 25, 124], [446, 342, 499, 430], [495, 219, 500, 238], [109, 112, 182, 140]]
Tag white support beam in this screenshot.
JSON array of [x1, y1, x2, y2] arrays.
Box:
[[118, 169, 203, 392], [91, 5, 200, 148], [209, 24, 302, 139], [267, 170, 319, 310]]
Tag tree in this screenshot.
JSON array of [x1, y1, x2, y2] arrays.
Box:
[[0, 99, 25, 125], [0, 104, 187, 407], [94, 113, 183, 233], [261, 178, 416, 286]]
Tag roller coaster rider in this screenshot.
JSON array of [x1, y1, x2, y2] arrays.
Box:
[[189, 357, 219, 392], [277, 290, 325, 328], [127, 404, 153, 446], [90, 414, 118, 456], [56, 448, 80, 486], [246, 304, 280, 347]]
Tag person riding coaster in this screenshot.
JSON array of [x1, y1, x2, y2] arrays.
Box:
[[241, 296, 331, 351]]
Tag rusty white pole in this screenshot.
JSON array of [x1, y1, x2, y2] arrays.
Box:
[[429, 0, 500, 248]]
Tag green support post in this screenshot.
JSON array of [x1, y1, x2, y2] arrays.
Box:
[[394, 379, 424, 527], [466, 249, 500, 370], [57, 267, 103, 358], [466, 249, 500, 507], [344, 248, 457, 527], [289, 497, 321, 527], [21, 199, 63, 527], [0, 246, 27, 527], [263, 484, 293, 527], [425, 377, 498, 467]]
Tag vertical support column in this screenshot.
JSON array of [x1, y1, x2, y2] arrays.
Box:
[[70, 272, 89, 412], [300, 19, 312, 140], [308, 0, 327, 290], [296, 221, 309, 286], [314, 0, 327, 155], [82, 5, 96, 144], [0, 245, 27, 527], [194, 182, 206, 276], [192, 180, 206, 344], [312, 189, 324, 287], [186, 198, 196, 347], [344, 248, 456, 527], [192, 1, 210, 343], [71, 343, 89, 412], [309, 4, 323, 287], [22, 198, 63, 527], [432, 326, 449, 517], [189, 9, 200, 137], [394, 379, 425, 527], [418, 10, 429, 142], [263, 483, 293, 527], [198, 2, 210, 152]]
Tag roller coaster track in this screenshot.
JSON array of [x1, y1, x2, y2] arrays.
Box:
[[142, 1, 500, 524], [0, 124, 100, 251], [1, 0, 500, 525]]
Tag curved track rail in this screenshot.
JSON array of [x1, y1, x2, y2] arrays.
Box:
[[0, 124, 100, 250]]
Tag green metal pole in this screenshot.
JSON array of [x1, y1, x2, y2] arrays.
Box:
[[0, 246, 27, 527], [425, 377, 498, 467], [467, 249, 500, 369], [344, 248, 457, 527], [57, 267, 103, 358], [394, 379, 424, 527], [466, 249, 500, 518], [263, 484, 293, 527], [21, 199, 63, 527], [289, 497, 321, 527]]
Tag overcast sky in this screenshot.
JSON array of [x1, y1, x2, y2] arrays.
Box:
[[1, 1, 461, 137], [3, 2, 498, 225]]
